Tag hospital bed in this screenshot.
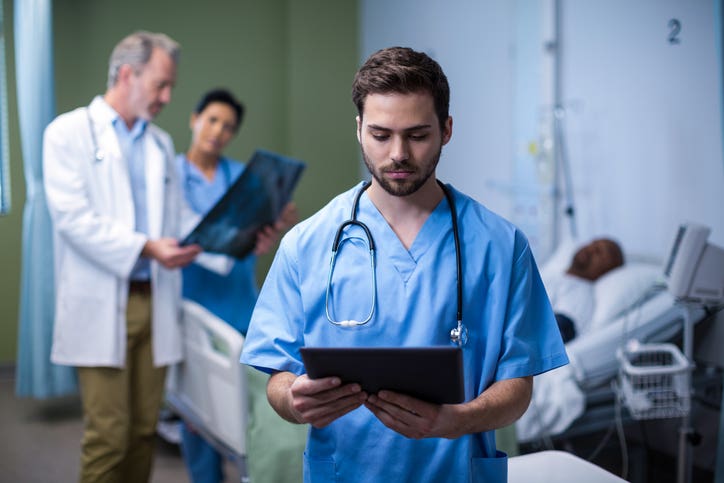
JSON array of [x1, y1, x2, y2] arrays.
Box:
[[515, 239, 711, 444], [515, 233, 722, 468], [165, 299, 249, 478]]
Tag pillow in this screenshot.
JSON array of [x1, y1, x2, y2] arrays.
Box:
[[590, 262, 662, 329], [539, 237, 579, 290]]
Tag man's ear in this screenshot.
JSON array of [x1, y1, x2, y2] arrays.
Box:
[[442, 116, 453, 145], [189, 113, 198, 131], [355, 115, 362, 143], [117, 64, 135, 86]]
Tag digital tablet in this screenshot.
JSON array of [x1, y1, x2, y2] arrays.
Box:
[[300, 346, 464, 404]]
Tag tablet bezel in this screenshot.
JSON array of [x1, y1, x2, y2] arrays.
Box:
[[300, 346, 465, 404]]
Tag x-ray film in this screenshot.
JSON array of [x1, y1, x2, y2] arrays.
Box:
[[182, 149, 305, 259]]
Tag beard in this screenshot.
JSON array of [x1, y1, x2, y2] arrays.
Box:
[[361, 145, 442, 197]]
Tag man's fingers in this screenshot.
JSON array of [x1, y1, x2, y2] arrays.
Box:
[[300, 392, 367, 428]]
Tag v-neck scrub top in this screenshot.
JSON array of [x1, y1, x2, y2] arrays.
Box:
[[241, 181, 568, 482]]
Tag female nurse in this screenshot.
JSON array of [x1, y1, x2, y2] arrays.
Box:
[[175, 88, 300, 483]]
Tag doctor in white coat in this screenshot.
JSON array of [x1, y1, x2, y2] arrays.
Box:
[[43, 31, 201, 483]]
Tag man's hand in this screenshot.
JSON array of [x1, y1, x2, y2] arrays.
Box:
[[364, 391, 461, 439], [365, 377, 533, 439], [254, 202, 299, 256], [268, 372, 367, 428], [142, 238, 201, 268]]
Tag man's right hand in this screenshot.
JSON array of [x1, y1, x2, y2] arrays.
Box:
[[268, 372, 368, 428], [142, 238, 201, 269]]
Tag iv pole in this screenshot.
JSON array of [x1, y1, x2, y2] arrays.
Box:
[[549, 0, 577, 245]]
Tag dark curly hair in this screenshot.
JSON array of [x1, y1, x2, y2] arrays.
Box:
[[194, 88, 245, 131]]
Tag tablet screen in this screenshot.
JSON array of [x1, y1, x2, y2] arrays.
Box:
[[300, 346, 464, 404]]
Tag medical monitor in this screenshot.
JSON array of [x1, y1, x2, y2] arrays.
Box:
[[664, 223, 724, 305]]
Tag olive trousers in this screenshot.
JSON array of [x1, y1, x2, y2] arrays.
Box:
[[76, 291, 167, 483]]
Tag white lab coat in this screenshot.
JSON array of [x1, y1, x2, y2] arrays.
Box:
[[43, 96, 183, 368]]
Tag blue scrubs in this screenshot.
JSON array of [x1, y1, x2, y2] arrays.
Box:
[[176, 154, 257, 483], [241, 182, 568, 483]]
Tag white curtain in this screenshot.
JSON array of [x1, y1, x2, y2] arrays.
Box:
[[14, 0, 77, 398], [0, 3, 10, 214]]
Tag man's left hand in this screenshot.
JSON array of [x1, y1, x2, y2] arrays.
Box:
[[364, 391, 462, 440]]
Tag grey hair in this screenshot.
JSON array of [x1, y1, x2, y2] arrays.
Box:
[[107, 31, 180, 89]]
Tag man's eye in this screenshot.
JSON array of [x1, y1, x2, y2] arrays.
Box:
[[372, 134, 389, 141], [410, 134, 428, 141]]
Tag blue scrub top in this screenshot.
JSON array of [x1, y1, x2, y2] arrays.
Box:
[[176, 154, 258, 335], [241, 182, 568, 482]]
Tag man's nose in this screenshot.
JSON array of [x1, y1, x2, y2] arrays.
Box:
[[390, 137, 409, 162], [159, 85, 172, 104]]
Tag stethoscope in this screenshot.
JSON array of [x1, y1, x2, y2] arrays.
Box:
[[86, 108, 105, 162], [325, 180, 468, 347], [85, 105, 163, 165]]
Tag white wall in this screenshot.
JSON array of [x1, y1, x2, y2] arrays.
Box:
[[360, 0, 724, 261], [359, 0, 516, 218], [561, 0, 724, 259]]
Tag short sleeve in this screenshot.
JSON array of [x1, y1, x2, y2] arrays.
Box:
[[495, 238, 569, 381], [240, 232, 306, 375]]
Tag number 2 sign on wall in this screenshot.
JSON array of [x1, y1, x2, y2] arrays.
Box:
[[668, 18, 681, 45]]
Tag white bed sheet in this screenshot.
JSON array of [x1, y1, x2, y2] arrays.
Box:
[[517, 288, 705, 443]]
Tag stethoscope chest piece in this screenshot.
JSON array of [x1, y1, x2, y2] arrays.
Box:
[[450, 321, 468, 347]]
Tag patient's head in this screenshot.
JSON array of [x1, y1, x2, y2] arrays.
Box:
[[567, 238, 624, 281]]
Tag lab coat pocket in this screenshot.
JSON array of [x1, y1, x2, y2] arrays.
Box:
[[55, 290, 115, 362], [303, 452, 337, 482], [470, 450, 507, 483]]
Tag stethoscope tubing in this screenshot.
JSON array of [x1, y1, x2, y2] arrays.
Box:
[[325, 180, 466, 345]]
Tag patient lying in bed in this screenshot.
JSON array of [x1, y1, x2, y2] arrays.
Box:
[[517, 238, 682, 442], [548, 238, 624, 342]]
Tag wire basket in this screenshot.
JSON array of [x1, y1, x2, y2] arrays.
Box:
[[616, 341, 692, 420]]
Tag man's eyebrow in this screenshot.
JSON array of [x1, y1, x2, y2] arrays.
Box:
[[366, 123, 433, 132]]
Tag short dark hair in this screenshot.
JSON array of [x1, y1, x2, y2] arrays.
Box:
[[352, 47, 450, 130], [194, 88, 245, 130]]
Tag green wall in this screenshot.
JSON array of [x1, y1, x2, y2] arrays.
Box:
[[0, 0, 22, 364], [0, 0, 359, 364]]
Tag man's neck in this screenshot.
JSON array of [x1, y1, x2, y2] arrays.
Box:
[[103, 91, 137, 129], [367, 178, 443, 250]]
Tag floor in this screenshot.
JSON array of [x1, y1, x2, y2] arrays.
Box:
[[0, 366, 238, 483]]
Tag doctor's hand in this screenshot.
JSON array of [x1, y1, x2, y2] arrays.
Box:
[[365, 391, 463, 440], [142, 238, 201, 269], [253, 202, 299, 256], [268, 372, 367, 428]]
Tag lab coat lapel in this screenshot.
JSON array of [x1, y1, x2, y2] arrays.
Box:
[[89, 102, 135, 229], [144, 131, 165, 240]]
